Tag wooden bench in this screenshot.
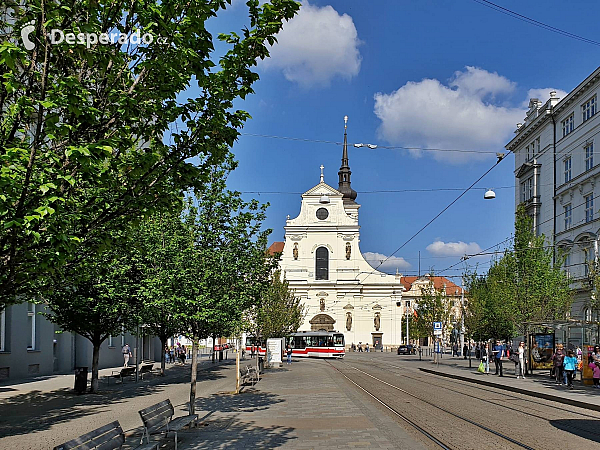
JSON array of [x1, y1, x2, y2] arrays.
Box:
[[108, 366, 136, 384], [140, 363, 155, 379], [240, 365, 259, 386], [54, 420, 158, 450], [139, 399, 197, 450]]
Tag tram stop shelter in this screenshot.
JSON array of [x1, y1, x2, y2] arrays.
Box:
[[524, 319, 599, 385]]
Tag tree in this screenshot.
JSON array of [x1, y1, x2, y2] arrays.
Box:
[[0, 0, 300, 310], [247, 270, 305, 342], [134, 210, 190, 376], [41, 237, 140, 392], [172, 162, 273, 415], [413, 278, 453, 342], [464, 204, 572, 343]]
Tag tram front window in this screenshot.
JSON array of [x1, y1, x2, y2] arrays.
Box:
[[333, 334, 344, 347]]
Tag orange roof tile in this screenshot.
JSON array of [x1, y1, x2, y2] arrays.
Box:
[[268, 241, 285, 256], [400, 276, 462, 296]]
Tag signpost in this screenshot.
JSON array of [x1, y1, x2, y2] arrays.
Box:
[[433, 322, 442, 364]]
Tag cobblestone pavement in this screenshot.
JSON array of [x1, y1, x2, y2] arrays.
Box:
[[176, 357, 427, 449]]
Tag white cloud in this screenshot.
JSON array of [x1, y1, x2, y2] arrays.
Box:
[[450, 66, 516, 99], [363, 251, 411, 273], [373, 66, 524, 164], [523, 88, 569, 107], [426, 240, 482, 257], [260, 1, 362, 88]]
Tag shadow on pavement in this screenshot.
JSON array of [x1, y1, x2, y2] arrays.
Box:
[[0, 364, 227, 438], [549, 419, 600, 441]]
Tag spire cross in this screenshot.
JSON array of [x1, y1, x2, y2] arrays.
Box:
[[320, 164, 324, 183]]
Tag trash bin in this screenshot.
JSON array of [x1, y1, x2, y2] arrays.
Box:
[[74, 366, 88, 394], [219, 350, 223, 361], [258, 357, 264, 373]]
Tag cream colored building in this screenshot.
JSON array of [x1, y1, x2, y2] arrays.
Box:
[[270, 119, 406, 349]]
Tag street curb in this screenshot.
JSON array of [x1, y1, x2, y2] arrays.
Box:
[[419, 367, 600, 412]]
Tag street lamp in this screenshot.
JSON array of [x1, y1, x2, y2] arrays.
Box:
[[354, 143, 378, 149], [484, 188, 496, 199]]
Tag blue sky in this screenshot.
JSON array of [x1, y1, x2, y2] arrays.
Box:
[[209, 0, 600, 281]]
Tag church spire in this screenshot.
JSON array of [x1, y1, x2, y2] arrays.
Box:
[[338, 115, 357, 203]]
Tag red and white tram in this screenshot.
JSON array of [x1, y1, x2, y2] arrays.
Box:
[[246, 331, 345, 358]]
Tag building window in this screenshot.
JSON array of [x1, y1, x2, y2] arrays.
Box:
[[563, 252, 571, 277], [526, 144, 531, 162], [0, 308, 5, 352], [584, 248, 594, 277], [108, 335, 114, 347], [27, 302, 36, 350], [585, 194, 594, 223], [564, 157, 571, 183], [585, 307, 592, 322], [582, 95, 596, 122], [315, 247, 329, 280], [562, 114, 574, 137], [521, 177, 533, 202], [585, 143, 594, 171], [536, 137, 540, 153], [564, 204, 572, 230]]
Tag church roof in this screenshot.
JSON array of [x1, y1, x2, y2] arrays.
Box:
[[302, 181, 343, 197], [400, 276, 463, 296], [268, 242, 285, 255]]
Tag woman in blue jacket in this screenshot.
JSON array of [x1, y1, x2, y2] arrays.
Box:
[[563, 350, 578, 389]]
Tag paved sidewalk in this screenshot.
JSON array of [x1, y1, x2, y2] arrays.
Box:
[[174, 358, 427, 450], [412, 351, 600, 410]]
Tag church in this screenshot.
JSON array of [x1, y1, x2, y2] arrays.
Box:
[[269, 117, 407, 349]]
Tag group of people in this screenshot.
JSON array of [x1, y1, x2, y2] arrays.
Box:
[[350, 342, 369, 352], [452, 343, 470, 359], [478, 341, 527, 379], [165, 343, 187, 364], [478, 341, 600, 389]]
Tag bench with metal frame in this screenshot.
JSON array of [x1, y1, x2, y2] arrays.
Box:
[[139, 362, 155, 379], [107, 366, 136, 384], [139, 399, 197, 450], [53, 420, 158, 450]]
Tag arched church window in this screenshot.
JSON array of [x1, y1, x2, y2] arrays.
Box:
[[585, 307, 592, 322], [315, 247, 329, 280]]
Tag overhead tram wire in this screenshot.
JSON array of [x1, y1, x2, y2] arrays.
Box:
[[471, 0, 600, 47], [240, 133, 498, 155]]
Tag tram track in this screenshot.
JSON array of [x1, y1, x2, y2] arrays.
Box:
[[328, 360, 536, 450]]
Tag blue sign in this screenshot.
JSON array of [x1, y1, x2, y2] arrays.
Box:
[[433, 321, 442, 330]]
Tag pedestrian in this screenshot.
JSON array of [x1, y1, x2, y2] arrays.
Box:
[[170, 346, 175, 364], [366, 343, 369, 352], [286, 344, 292, 365], [563, 350, 577, 389], [165, 345, 170, 364], [493, 340, 504, 376], [481, 342, 490, 374], [589, 361, 600, 388], [551, 344, 566, 385], [122, 343, 132, 367], [475, 343, 481, 360], [463, 343, 468, 359], [180, 345, 186, 364], [592, 346, 600, 366], [452, 343, 458, 357], [517, 341, 526, 379]]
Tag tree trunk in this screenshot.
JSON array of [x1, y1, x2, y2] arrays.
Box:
[[236, 339, 240, 394], [212, 334, 216, 363], [189, 336, 198, 416], [160, 336, 167, 376], [90, 339, 101, 393]]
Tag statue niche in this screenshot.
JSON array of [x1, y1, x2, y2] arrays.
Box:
[[346, 312, 352, 331], [346, 242, 351, 260], [320, 299, 325, 311], [374, 312, 381, 331], [293, 243, 299, 260]]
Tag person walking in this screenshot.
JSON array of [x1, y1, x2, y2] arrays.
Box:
[[551, 344, 566, 385], [452, 343, 458, 357], [165, 345, 170, 364], [563, 350, 577, 389], [365, 343, 369, 353], [122, 343, 132, 367], [463, 343, 468, 360], [589, 360, 600, 388], [481, 342, 490, 374], [286, 344, 292, 365], [517, 341, 526, 379], [493, 340, 504, 376]]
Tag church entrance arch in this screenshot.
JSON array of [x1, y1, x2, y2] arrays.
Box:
[[309, 314, 336, 331]]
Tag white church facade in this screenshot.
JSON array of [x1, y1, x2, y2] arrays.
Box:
[[270, 118, 406, 349]]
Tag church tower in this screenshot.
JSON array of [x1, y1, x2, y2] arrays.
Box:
[[338, 115, 358, 204]]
